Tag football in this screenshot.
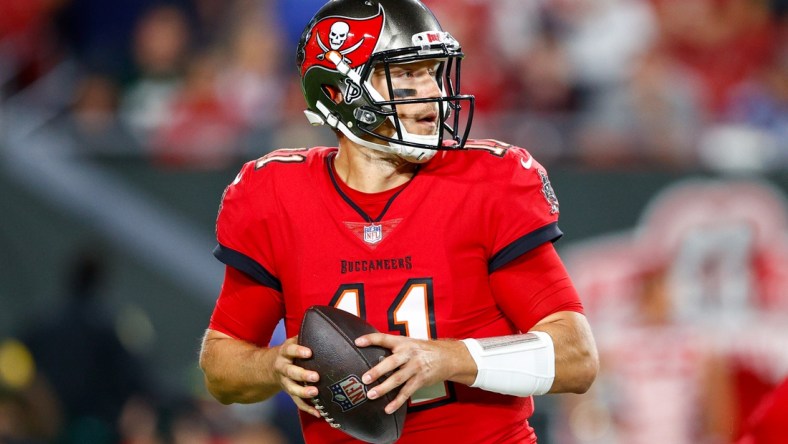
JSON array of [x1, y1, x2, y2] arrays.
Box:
[[295, 305, 407, 443]]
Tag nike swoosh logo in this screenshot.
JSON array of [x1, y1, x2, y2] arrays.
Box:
[[520, 156, 533, 169]]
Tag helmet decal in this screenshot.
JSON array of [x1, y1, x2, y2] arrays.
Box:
[[300, 9, 384, 77]]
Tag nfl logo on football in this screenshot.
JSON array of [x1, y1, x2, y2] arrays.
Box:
[[363, 224, 383, 244], [330, 375, 368, 412]]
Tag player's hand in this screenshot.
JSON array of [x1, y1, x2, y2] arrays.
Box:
[[354, 333, 474, 414], [273, 336, 322, 418]]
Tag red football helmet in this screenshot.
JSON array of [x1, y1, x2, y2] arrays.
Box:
[[296, 0, 475, 162]]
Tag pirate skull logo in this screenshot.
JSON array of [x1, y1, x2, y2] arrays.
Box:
[[316, 21, 366, 64], [298, 10, 384, 77], [329, 22, 350, 50]]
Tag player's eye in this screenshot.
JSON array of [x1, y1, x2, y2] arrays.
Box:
[[388, 68, 410, 79]]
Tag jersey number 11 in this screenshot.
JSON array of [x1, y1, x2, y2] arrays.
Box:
[[329, 278, 454, 410]]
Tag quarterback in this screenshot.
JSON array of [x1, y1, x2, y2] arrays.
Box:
[[199, 0, 598, 443]]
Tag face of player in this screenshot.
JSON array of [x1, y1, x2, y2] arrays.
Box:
[[369, 60, 443, 137]]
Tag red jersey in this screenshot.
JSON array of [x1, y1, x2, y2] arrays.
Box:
[[213, 140, 569, 443]]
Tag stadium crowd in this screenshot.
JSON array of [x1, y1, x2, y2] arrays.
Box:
[[0, 0, 786, 443], [1, 0, 785, 170]]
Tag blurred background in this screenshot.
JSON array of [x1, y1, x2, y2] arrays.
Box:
[[0, 0, 786, 443]]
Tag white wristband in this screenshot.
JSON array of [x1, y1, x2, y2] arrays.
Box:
[[461, 331, 555, 397]]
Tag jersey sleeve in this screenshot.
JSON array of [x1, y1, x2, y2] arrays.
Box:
[[490, 242, 584, 332], [488, 146, 562, 272], [213, 160, 282, 290], [209, 266, 285, 346]]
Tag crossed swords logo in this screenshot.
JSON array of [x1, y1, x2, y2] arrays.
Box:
[[316, 21, 365, 65], [316, 21, 365, 103]]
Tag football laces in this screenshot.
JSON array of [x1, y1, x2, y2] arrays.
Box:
[[311, 397, 342, 428]]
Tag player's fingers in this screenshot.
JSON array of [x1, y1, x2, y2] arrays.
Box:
[[281, 362, 320, 384], [370, 371, 417, 414], [384, 386, 413, 415], [361, 350, 408, 386], [355, 332, 400, 348], [386, 373, 430, 415], [366, 364, 413, 400], [291, 394, 322, 418], [281, 376, 319, 399], [280, 342, 312, 360]]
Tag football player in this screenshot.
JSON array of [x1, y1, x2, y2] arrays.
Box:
[[561, 180, 788, 444], [199, 0, 598, 442]]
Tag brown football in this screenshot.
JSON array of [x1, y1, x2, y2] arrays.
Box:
[[295, 305, 407, 443]]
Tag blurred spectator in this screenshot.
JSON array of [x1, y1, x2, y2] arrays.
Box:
[[57, 73, 141, 156], [490, 0, 545, 66], [575, 45, 705, 169], [149, 51, 246, 169], [121, 5, 192, 149], [218, 8, 283, 127], [492, 24, 584, 164], [726, 51, 788, 148], [703, 23, 787, 172], [21, 249, 153, 444], [188, 0, 241, 48], [216, 4, 286, 157], [513, 27, 580, 115], [560, 0, 658, 92], [649, 0, 778, 115]]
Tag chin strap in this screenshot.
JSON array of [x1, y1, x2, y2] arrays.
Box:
[[311, 100, 437, 163], [389, 132, 438, 163]]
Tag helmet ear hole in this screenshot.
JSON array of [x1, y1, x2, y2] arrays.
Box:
[[322, 85, 343, 104]]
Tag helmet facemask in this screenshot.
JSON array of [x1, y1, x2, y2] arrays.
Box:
[[352, 39, 475, 162]]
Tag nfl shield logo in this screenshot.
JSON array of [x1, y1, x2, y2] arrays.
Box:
[[363, 224, 383, 244], [329, 375, 368, 412]]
